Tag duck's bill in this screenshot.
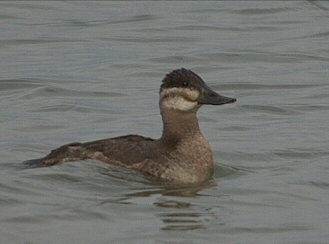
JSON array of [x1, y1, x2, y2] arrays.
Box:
[[197, 84, 236, 105]]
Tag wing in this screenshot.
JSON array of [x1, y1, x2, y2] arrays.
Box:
[[82, 134, 156, 166]]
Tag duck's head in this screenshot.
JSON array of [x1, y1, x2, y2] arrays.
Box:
[[160, 68, 236, 112]]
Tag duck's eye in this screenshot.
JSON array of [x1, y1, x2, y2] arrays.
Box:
[[182, 81, 189, 87]]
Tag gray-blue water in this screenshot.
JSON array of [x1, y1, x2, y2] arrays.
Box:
[[1, 1, 329, 243]]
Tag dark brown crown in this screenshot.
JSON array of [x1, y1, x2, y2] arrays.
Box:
[[160, 68, 205, 91]]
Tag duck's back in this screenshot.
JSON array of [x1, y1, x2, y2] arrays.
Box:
[[83, 135, 156, 166], [40, 135, 155, 167]]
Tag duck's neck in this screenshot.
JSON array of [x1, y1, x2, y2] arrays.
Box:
[[159, 109, 202, 145]]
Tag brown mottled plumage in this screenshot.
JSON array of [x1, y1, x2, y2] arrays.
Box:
[[36, 68, 236, 183]]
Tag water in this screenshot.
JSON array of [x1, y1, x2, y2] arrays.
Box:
[[1, 1, 329, 243]]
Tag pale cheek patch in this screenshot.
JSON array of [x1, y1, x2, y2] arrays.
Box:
[[160, 88, 200, 111], [160, 87, 199, 100], [161, 96, 198, 111]]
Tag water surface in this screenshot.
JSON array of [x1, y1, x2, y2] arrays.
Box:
[[1, 1, 329, 243]]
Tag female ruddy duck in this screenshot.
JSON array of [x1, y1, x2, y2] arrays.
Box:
[[36, 69, 236, 183]]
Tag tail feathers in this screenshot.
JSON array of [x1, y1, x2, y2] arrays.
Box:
[[2, 143, 87, 169], [0, 158, 45, 170], [20, 158, 45, 168], [41, 142, 85, 166]]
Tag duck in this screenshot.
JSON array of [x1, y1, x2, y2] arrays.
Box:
[[35, 68, 236, 183]]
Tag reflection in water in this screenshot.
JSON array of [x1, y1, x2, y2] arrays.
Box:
[[124, 180, 218, 231], [97, 179, 218, 231], [95, 161, 222, 230], [155, 200, 205, 231], [124, 180, 217, 198], [94, 160, 220, 230]]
